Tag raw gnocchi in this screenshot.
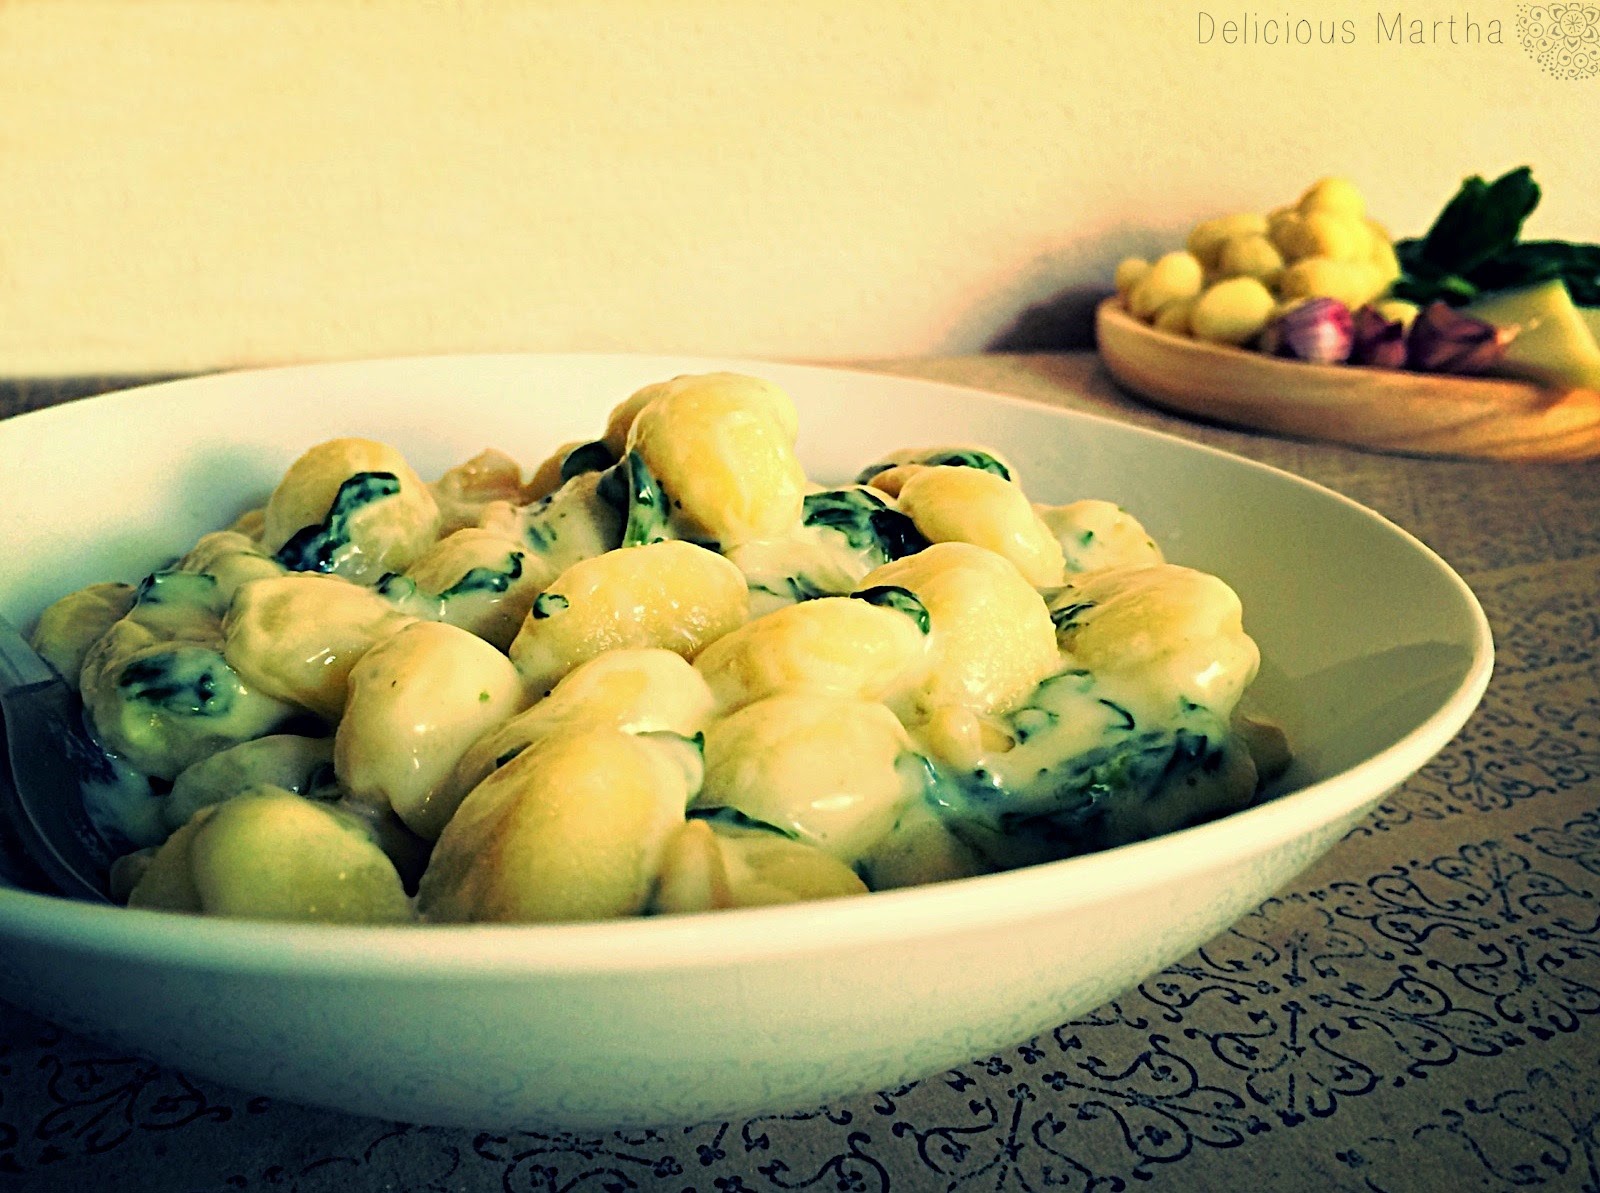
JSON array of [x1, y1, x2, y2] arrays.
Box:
[[31, 370, 1287, 925]]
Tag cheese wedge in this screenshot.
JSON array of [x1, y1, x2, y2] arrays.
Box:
[[1465, 280, 1600, 390]]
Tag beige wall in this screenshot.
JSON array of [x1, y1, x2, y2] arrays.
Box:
[[1, 0, 1593, 374]]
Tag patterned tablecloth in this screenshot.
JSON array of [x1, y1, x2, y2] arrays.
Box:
[[1, 354, 1597, 1193]]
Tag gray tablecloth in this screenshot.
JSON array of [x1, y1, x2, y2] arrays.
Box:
[[2, 354, 1597, 1192]]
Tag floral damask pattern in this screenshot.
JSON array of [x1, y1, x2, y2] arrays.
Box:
[[0, 1017, 258, 1180], [1333, 1062, 1600, 1191], [4, 830, 1597, 1191], [1347, 558, 1600, 838]]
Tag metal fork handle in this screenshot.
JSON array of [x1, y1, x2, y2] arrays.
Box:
[[0, 611, 56, 695], [0, 609, 113, 901], [0, 710, 58, 895]]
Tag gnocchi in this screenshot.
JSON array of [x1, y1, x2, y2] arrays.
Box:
[[507, 539, 748, 695], [1117, 176, 1402, 349], [261, 438, 441, 583], [698, 693, 918, 861], [417, 727, 693, 923], [222, 573, 416, 720], [894, 465, 1065, 587], [336, 620, 528, 839], [440, 647, 715, 814], [127, 786, 413, 924], [622, 371, 807, 543], [857, 542, 1060, 718], [400, 526, 550, 650], [78, 573, 297, 780], [31, 370, 1286, 924]]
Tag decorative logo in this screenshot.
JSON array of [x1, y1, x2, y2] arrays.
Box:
[[1517, 3, 1600, 78]]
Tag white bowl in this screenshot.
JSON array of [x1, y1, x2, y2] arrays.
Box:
[[0, 355, 1492, 1129]]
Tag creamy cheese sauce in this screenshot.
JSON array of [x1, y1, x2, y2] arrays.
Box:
[[725, 486, 928, 617], [905, 665, 1252, 873], [489, 471, 624, 575]]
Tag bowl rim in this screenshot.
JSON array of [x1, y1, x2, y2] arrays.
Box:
[[0, 353, 1495, 976]]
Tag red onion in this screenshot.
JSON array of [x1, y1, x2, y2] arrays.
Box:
[[1267, 298, 1354, 365]]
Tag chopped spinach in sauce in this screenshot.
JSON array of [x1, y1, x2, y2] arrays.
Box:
[[530, 592, 570, 619], [897, 662, 1241, 865], [853, 449, 1011, 483], [687, 806, 797, 838], [919, 449, 1011, 480], [274, 472, 402, 572], [851, 585, 931, 633], [597, 450, 672, 547], [1048, 600, 1096, 632], [802, 488, 928, 562], [559, 440, 617, 482], [116, 647, 239, 717], [986, 727, 1226, 842], [750, 574, 833, 605], [439, 551, 525, 598]]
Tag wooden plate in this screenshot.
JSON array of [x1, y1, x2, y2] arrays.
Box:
[[1095, 297, 1600, 462]]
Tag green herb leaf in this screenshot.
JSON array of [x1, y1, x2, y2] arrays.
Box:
[[1393, 167, 1600, 308], [1416, 166, 1540, 277], [559, 440, 616, 482], [598, 451, 673, 547], [851, 585, 931, 633], [802, 488, 929, 561], [1469, 240, 1600, 305], [530, 592, 569, 619], [274, 472, 401, 572]]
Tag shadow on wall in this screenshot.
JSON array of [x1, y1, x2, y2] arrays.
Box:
[[987, 286, 1110, 352], [968, 222, 1186, 354]]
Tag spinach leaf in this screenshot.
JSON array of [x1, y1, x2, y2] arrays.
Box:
[[1414, 166, 1540, 278], [559, 440, 616, 482], [274, 472, 402, 572], [530, 592, 569, 619], [1393, 167, 1600, 307], [1048, 600, 1096, 632], [802, 488, 929, 561], [687, 806, 796, 838], [117, 647, 238, 717], [1469, 240, 1600, 306], [854, 448, 1011, 483], [851, 585, 931, 633], [869, 506, 932, 559], [439, 551, 525, 598], [986, 727, 1222, 843], [921, 448, 1012, 480], [802, 488, 886, 551], [596, 450, 672, 547]]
